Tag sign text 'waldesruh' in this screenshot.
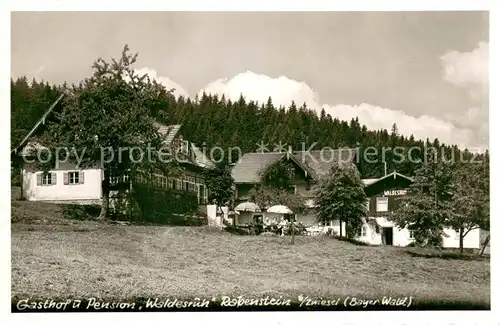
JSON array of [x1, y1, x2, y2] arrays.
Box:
[[383, 189, 407, 196]]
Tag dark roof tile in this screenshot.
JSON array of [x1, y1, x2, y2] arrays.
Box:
[[232, 149, 357, 183]]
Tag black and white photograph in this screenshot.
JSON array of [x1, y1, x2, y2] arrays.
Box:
[[5, 3, 494, 320]]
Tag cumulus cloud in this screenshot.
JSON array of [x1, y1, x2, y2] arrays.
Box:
[[323, 103, 474, 148], [134, 67, 190, 98], [440, 42, 489, 150], [198, 71, 477, 149], [440, 41, 489, 99], [141, 44, 489, 150], [199, 71, 321, 109]]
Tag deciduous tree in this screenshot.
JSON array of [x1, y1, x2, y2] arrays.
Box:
[[314, 164, 367, 238], [38, 45, 174, 219], [391, 156, 455, 247], [448, 155, 489, 254]]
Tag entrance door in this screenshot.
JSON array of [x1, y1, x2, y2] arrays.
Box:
[[382, 227, 394, 245]]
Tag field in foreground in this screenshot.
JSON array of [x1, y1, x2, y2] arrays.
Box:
[[11, 219, 490, 308]]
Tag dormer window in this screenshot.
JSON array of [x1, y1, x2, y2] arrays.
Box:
[[181, 140, 190, 155]]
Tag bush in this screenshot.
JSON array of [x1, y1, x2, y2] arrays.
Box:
[[61, 204, 100, 220], [11, 168, 21, 187], [129, 183, 200, 225], [412, 229, 444, 248], [248, 224, 264, 235], [405, 247, 481, 260], [185, 213, 208, 226]]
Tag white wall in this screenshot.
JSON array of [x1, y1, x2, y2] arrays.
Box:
[[206, 205, 219, 227], [357, 217, 413, 247], [357, 217, 481, 249], [296, 212, 317, 226], [22, 163, 102, 202], [442, 228, 481, 249]]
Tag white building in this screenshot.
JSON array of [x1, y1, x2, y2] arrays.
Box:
[[12, 97, 214, 206], [230, 150, 481, 249], [357, 171, 481, 249]]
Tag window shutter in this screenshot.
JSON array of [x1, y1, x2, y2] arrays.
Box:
[[36, 174, 42, 186], [52, 173, 57, 185], [79, 171, 85, 184], [64, 172, 69, 185]]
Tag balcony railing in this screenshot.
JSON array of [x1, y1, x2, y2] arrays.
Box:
[[109, 174, 130, 186]]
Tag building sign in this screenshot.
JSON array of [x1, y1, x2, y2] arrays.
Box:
[[383, 189, 407, 196]]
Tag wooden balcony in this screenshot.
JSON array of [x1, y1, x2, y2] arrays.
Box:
[[109, 174, 130, 185]]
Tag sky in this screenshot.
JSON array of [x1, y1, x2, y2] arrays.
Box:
[[11, 11, 489, 150]]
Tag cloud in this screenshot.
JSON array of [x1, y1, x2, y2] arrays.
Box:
[[323, 103, 474, 148], [134, 67, 190, 98], [140, 50, 489, 150], [198, 71, 478, 149], [440, 42, 489, 149], [440, 42, 489, 99], [199, 71, 321, 109]]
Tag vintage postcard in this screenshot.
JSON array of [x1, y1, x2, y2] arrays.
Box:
[[5, 2, 494, 324]]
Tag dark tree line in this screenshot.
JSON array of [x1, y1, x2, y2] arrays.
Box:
[[10, 76, 488, 179]]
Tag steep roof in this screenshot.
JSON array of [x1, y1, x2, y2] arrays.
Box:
[[231, 153, 285, 183], [191, 144, 216, 169], [231, 149, 357, 184], [294, 149, 357, 179], [364, 171, 414, 188], [153, 123, 182, 146], [11, 93, 65, 156], [362, 178, 379, 186], [11, 99, 213, 169], [363, 171, 414, 197]]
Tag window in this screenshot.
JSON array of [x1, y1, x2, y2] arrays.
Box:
[[64, 171, 83, 185], [198, 185, 208, 204], [136, 173, 145, 184], [168, 178, 174, 189], [409, 230, 414, 239], [376, 197, 388, 212], [359, 225, 367, 237], [42, 173, 52, 185], [321, 220, 332, 227], [366, 199, 371, 212], [68, 172, 80, 184], [154, 175, 167, 188], [37, 172, 56, 186]]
